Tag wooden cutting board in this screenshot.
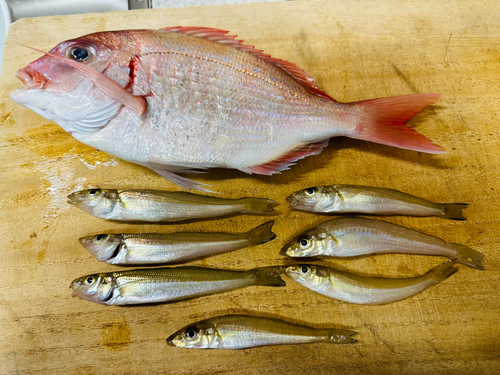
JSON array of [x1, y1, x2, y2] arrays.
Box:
[[1, 1, 499, 373]]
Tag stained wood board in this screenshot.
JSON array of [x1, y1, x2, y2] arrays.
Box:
[[1, 0, 499, 373]]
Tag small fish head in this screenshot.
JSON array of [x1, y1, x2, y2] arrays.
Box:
[[280, 231, 325, 257], [67, 189, 118, 217], [285, 264, 322, 288], [167, 321, 218, 349], [287, 186, 335, 212], [11, 32, 140, 134], [79, 234, 122, 262], [70, 273, 114, 303]]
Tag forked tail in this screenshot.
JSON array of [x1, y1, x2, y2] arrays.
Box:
[[452, 243, 485, 270], [243, 221, 277, 246], [251, 266, 286, 287], [440, 203, 468, 220], [351, 93, 445, 153]]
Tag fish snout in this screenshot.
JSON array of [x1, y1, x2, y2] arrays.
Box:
[[279, 245, 290, 256], [165, 333, 177, 347], [16, 65, 49, 86]]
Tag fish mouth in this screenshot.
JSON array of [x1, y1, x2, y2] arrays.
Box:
[[286, 195, 299, 208], [16, 66, 49, 87], [279, 244, 293, 256], [165, 334, 177, 346], [67, 194, 77, 205]]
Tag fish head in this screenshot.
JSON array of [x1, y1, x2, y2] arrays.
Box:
[[67, 188, 119, 216], [280, 229, 332, 257], [286, 186, 336, 212], [166, 320, 219, 349], [285, 264, 324, 289], [70, 273, 114, 303], [11, 32, 139, 135], [79, 234, 123, 262]]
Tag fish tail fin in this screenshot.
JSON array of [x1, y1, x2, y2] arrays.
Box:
[[427, 259, 459, 284], [328, 329, 358, 344], [240, 198, 276, 213], [242, 221, 276, 246], [451, 243, 485, 269], [351, 93, 445, 154], [441, 203, 468, 220], [251, 266, 286, 287]]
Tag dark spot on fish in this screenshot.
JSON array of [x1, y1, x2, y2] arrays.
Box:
[[30, 232, 37, 239], [101, 320, 131, 351]]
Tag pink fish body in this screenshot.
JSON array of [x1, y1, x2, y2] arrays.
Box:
[[11, 27, 444, 191]]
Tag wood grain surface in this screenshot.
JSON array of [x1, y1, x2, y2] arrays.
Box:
[[1, 0, 499, 373]]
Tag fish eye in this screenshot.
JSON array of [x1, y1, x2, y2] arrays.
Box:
[[68, 46, 91, 62], [305, 187, 317, 196], [185, 329, 198, 340], [87, 189, 100, 197], [299, 265, 311, 275], [85, 276, 94, 284], [94, 234, 105, 241], [298, 237, 309, 247]]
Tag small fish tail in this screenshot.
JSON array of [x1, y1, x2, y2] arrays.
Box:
[[351, 93, 445, 154], [441, 203, 468, 220], [240, 198, 276, 213], [452, 243, 485, 270], [427, 259, 459, 284], [328, 329, 358, 344], [251, 266, 286, 287], [243, 221, 276, 246]]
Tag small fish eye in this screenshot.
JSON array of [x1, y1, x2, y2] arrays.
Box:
[[87, 189, 99, 197], [85, 276, 94, 284], [186, 329, 197, 339], [95, 234, 104, 241], [69, 47, 90, 61], [305, 187, 317, 195], [299, 237, 309, 247], [300, 266, 310, 274]]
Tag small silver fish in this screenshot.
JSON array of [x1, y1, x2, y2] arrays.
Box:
[[79, 221, 276, 265], [70, 266, 285, 305], [281, 217, 484, 269], [166, 314, 357, 349], [285, 260, 458, 305], [287, 185, 468, 220], [67, 188, 275, 222]]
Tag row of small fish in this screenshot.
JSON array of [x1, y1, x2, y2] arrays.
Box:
[[67, 184, 468, 222], [79, 216, 484, 269], [70, 261, 458, 306]]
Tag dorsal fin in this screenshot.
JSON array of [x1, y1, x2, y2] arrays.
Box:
[[161, 26, 336, 101]]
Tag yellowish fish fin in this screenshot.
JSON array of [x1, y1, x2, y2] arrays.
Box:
[[244, 221, 276, 246], [428, 259, 459, 284], [251, 266, 286, 287], [441, 203, 468, 220], [240, 198, 276, 213], [452, 243, 485, 270]]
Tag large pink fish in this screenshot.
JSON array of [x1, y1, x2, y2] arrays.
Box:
[[11, 27, 444, 191]]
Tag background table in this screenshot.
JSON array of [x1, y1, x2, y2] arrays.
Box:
[[1, 0, 499, 373]]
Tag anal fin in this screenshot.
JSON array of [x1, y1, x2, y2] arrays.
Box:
[[243, 141, 329, 175]]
